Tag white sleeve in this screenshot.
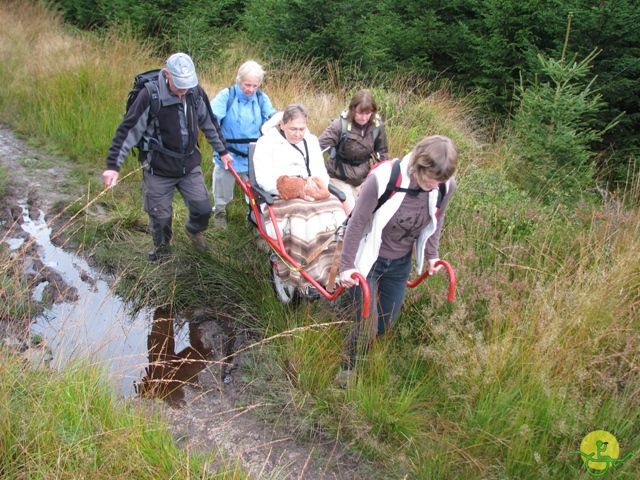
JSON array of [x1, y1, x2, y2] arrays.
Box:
[[253, 137, 279, 195]]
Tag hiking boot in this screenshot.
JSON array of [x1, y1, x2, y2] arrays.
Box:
[[213, 211, 227, 229], [148, 244, 171, 262], [185, 229, 208, 253]]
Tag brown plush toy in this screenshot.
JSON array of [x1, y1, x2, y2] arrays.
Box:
[[276, 175, 306, 200], [276, 176, 330, 201]]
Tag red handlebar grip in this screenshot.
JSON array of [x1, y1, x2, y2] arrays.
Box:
[[406, 260, 456, 302]]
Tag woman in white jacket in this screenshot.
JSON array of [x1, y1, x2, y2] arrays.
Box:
[[253, 104, 347, 291], [338, 135, 457, 374]]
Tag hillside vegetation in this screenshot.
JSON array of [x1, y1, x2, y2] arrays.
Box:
[[53, 0, 640, 187], [0, 2, 638, 478]]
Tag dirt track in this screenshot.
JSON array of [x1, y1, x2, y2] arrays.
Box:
[[0, 124, 376, 479]]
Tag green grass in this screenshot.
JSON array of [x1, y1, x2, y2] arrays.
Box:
[[1, 2, 639, 479], [0, 164, 8, 200], [0, 248, 41, 322], [0, 351, 246, 479]]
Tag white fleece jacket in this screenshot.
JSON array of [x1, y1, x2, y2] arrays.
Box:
[[253, 122, 330, 195]]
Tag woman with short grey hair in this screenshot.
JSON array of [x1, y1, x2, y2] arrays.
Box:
[[210, 60, 276, 228], [236, 60, 265, 84]]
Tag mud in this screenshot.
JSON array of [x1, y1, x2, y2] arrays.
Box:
[[0, 124, 377, 479]]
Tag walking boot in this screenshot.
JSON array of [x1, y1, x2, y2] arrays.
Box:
[[213, 211, 227, 229], [148, 244, 171, 262], [185, 228, 208, 253]]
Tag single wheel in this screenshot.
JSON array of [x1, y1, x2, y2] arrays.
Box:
[[270, 261, 298, 304]]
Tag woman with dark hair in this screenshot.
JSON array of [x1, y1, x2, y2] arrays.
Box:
[[253, 104, 347, 292], [319, 89, 389, 211], [337, 135, 457, 382]]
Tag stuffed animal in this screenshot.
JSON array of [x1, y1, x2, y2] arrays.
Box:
[[276, 175, 330, 201]]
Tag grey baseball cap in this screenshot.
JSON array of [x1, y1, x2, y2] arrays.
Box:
[[166, 53, 198, 89]]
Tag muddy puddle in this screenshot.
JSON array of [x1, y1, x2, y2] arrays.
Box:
[[6, 202, 238, 404]]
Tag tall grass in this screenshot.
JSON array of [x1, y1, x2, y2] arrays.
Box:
[[0, 2, 639, 479], [0, 249, 39, 323], [0, 164, 8, 200], [0, 352, 246, 479]]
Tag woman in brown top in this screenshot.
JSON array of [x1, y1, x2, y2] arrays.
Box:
[[319, 89, 389, 211], [337, 135, 457, 380]]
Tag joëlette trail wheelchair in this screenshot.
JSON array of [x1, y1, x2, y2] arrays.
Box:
[[226, 144, 456, 317]]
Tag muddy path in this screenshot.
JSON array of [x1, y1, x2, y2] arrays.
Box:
[[0, 125, 378, 479]]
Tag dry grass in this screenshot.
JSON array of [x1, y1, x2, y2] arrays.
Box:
[[2, 2, 640, 478]]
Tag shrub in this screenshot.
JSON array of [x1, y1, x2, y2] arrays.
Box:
[[509, 47, 617, 205]]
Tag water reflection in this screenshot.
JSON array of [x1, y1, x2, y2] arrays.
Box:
[[19, 202, 152, 396], [9, 201, 237, 406], [136, 307, 213, 406]]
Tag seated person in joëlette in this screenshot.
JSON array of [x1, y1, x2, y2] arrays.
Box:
[[253, 104, 348, 291]]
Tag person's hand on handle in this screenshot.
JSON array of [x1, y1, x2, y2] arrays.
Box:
[[102, 170, 119, 189], [221, 153, 233, 170], [339, 268, 361, 288], [427, 258, 443, 275]]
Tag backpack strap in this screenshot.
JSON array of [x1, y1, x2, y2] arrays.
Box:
[[372, 159, 446, 214], [223, 84, 236, 123], [435, 182, 447, 217], [373, 159, 402, 213], [256, 89, 264, 110], [139, 81, 162, 154], [371, 113, 381, 150], [221, 85, 266, 153], [144, 81, 161, 117]]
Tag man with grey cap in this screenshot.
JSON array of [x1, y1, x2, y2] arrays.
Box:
[[103, 52, 232, 261]]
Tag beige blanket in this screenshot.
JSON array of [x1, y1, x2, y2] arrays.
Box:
[[265, 197, 347, 291]]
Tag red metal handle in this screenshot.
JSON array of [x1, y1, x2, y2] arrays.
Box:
[[406, 259, 456, 302], [226, 163, 250, 196], [322, 272, 370, 317], [352, 272, 370, 318]]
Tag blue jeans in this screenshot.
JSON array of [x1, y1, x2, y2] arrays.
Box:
[[346, 252, 412, 367]]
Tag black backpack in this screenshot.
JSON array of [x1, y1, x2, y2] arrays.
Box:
[[125, 68, 225, 160], [125, 69, 168, 158], [125, 69, 161, 117]]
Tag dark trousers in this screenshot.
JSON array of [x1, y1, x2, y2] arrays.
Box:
[[346, 252, 412, 367], [142, 166, 211, 247]]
